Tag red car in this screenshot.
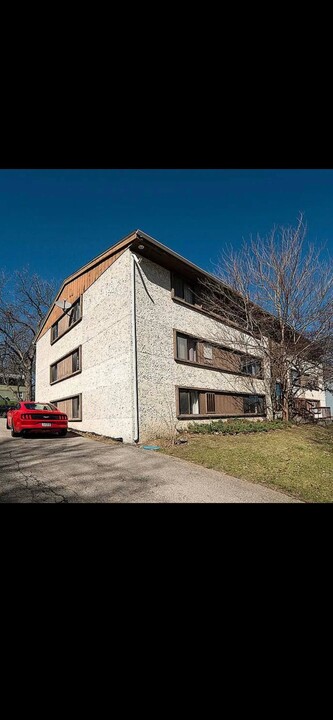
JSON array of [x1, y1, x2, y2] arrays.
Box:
[[6, 402, 68, 437]]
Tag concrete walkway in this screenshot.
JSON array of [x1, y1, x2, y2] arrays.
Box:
[[0, 420, 300, 503]]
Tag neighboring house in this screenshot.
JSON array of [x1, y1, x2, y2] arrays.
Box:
[[35, 230, 274, 443], [0, 374, 26, 414], [291, 365, 331, 421]]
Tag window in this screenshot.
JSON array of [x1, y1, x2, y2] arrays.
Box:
[[178, 388, 266, 418], [176, 333, 197, 362], [51, 298, 82, 343], [243, 395, 265, 415], [240, 357, 262, 376], [206, 392, 215, 413], [52, 394, 81, 421], [72, 349, 80, 373], [300, 373, 319, 389], [69, 302, 81, 326], [290, 369, 299, 385], [51, 324, 58, 342], [173, 275, 195, 305], [179, 390, 199, 415], [50, 346, 81, 384]]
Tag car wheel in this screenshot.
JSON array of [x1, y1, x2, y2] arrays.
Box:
[[59, 430, 67, 437], [11, 426, 21, 437]]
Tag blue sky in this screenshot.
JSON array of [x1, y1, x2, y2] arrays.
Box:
[[1, 169, 333, 289]]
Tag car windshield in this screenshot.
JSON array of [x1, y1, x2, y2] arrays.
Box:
[[23, 403, 57, 411]]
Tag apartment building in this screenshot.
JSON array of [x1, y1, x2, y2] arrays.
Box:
[[35, 230, 277, 443]]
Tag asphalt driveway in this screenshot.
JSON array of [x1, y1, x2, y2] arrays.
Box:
[[0, 420, 300, 503]]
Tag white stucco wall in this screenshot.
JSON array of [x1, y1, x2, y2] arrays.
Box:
[[134, 255, 272, 441], [35, 250, 134, 442]]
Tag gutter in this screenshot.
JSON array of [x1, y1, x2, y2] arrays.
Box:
[[131, 252, 140, 443]]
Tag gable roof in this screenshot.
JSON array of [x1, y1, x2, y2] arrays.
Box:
[[35, 228, 223, 341]]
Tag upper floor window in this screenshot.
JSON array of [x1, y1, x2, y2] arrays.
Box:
[[51, 297, 82, 344], [290, 369, 299, 385], [241, 357, 262, 376], [177, 333, 197, 362], [50, 346, 82, 384], [175, 331, 263, 377], [172, 274, 196, 305], [290, 369, 319, 389]]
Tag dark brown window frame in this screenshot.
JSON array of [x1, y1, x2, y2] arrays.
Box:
[[50, 296, 83, 345], [173, 329, 263, 379], [171, 273, 198, 306], [50, 393, 82, 422], [175, 386, 266, 419], [50, 345, 82, 386], [171, 273, 251, 336]]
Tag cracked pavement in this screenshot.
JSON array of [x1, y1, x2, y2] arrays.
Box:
[[0, 419, 300, 503]]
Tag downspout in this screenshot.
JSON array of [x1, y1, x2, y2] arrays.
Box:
[[131, 252, 140, 443]]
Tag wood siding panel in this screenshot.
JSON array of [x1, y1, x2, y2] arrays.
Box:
[[39, 248, 126, 339], [56, 399, 72, 416], [215, 394, 244, 415], [57, 356, 73, 380], [195, 341, 242, 371], [199, 392, 206, 414], [214, 347, 241, 372]]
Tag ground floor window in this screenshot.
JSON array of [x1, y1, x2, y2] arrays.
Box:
[[51, 393, 82, 421], [177, 387, 266, 417], [179, 390, 199, 415]]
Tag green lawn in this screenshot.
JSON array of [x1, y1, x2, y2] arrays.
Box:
[[157, 424, 333, 503]]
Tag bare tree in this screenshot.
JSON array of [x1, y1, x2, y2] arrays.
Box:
[[200, 214, 333, 421], [0, 268, 56, 399]]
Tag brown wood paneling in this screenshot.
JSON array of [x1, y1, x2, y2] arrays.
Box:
[[214, 347, 241, 372], [215, 394, 244, 415], [56, 398, 72, 416], [199, 392, 206, 414], [57, 355, 72, 380], [39, 248, 127, 339]]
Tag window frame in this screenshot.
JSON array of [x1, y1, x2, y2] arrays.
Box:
[[50, 296, 83, 345], [176, 333, 198, 363], [176, 386, 266, 419], [179, 390, 200, 416], [174, 329, 263, 378], [240, 356, 262, 377], [243, 395, 265, 415], [51, 393, 82, 421], [171, 273, 197, 307], [50, 346, 82, 385]]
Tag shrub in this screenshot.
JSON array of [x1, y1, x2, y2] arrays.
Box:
[[187, 419, 286, 435]]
